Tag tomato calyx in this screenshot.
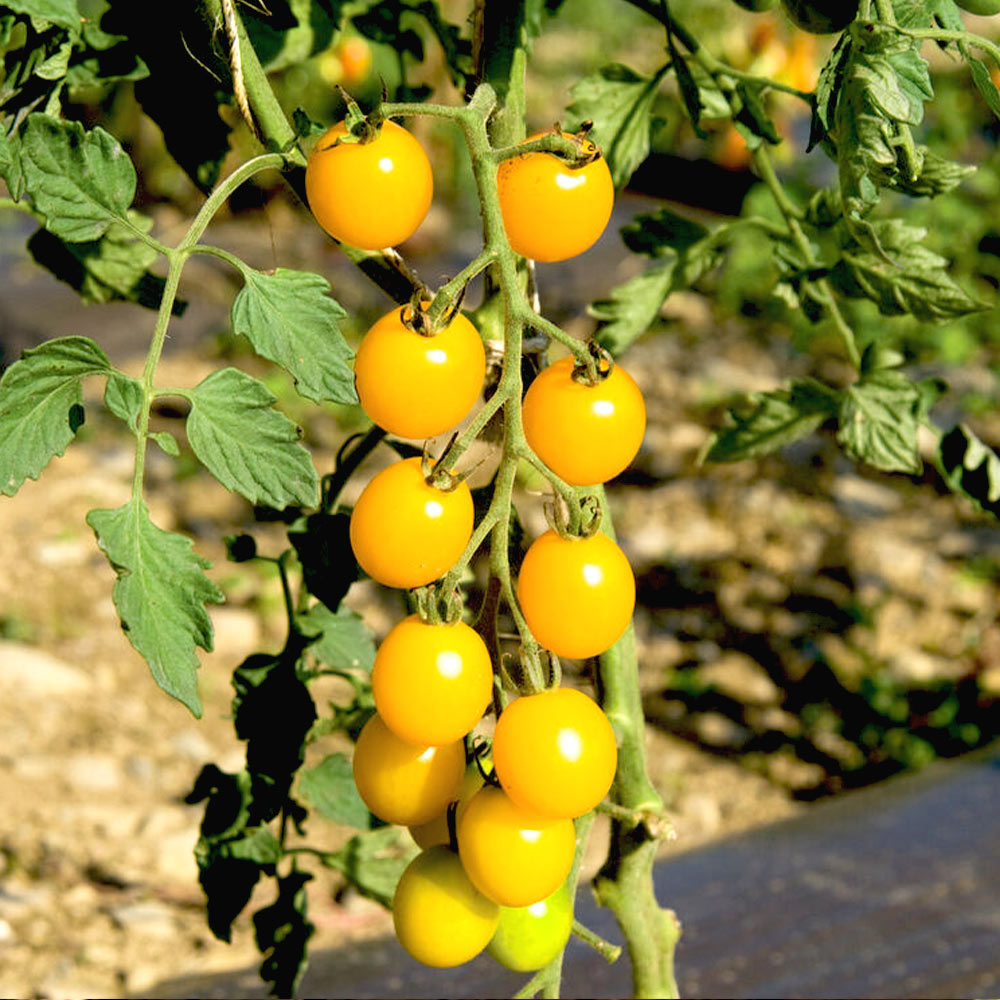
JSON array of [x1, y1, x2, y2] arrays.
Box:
[[401, 287, 469, 338], [570, 341, 615, 388], [413, 582, 465, 626], [494, 124, 602, 170], [543, 492, 603, 542], [420, 444, 474, 494]]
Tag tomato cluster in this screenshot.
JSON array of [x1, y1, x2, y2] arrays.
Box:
[[309, 114, 645, 971]]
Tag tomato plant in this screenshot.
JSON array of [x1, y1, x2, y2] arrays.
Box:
[[351, 713, 466, 826], [371, 614, 493, 746], [487, 883, 574, 973], [517, 529, 636, 659], [522, 355, 647, 486], [349, 456, 474, 589], [492, 687, 618, 819], [354, 303, 486, 439], [392, 845, 500, 967], [496, 132, 615, 262], [305, 119, 433, 250], [457, 785, 576, 907]]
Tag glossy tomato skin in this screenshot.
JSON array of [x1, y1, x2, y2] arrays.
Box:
[[349, 457, 474, 589], [487, 882, 574, 972], [457, 785, 576, 907], [493, 687, 617, 819], [354, 305, 485, 439], [780, 0, 858, 32], [517, 530, 635, 659], [408, 761, 489, 849], [373, 615, 493, 746], [956, 0, 1000, 12], [522, 356, 646, 486], [305, 119, 432, 250], [392, 845, 500, 968], [497, 134, 614, 262], [352, 713, 465, 826]]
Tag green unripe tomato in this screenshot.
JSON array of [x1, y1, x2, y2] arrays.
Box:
[[486, 883, 573, 972], [956, 0, 1000, 14], [732, 0, 778, 10], [781, 0, 859, 32]]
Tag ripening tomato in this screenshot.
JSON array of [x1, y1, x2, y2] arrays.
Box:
[[349, 457, 474, 589], [352, 713, 465, 826], [305, 119, 432, 249], [354, 304, 486, 439], [517, 530, 635, 659], [496, 133, 614, 262], [522, 355, 646, 486], [780, 0, 858, 33], [373, 615, 493, 746], [492, 687, 617, 819], [457, 785, 575, 907], [956, 0, 1000, 12], [487, 882, 574, 972], [392, 845, 500, 967], [408, 761, 489, 849]]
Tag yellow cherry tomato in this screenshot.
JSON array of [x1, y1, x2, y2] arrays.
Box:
[[496, 132, 614, 262], [408, 761, 489, 849], [392, 845, 500, 968], [349, 457, 474, 589], [305, 119, 432, 250], [354, 304, 486, 439], [372, 614, 493, 746], [352, 713, 465, 826], [522, 355, 646, 486], [457, 785, 576, 907], [517, 530, 635, 659], [492, 687, 617, 819]]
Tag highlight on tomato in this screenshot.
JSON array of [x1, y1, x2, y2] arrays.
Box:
[[392, 845, 500, 968], [372, 614, 493, 747], [354, 303, 486, 440], [487, 882, 574, 972], [305, 118, 433, 250], [457, 785, 576, 907], [516, 529, 635, 659], [522, 354, 646, 486], [496, 131, 614, 262], [351, 713, 465, 827], [492, 686, 618, 819], [349, 456, 474, 589]]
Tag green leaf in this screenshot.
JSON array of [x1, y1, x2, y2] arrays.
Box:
[[704, 380, 840, 463], [151, 431, 180, 457], [591, 240, 722, 354], [565, 63, 666, 188], [299, 753, 373, 829], [231, 268, 357, 406], [253, 871, 315, 999], [299, 603, 376, 674], [322, 826, 418, 908], [18, 113, 137, 242], [242, 0, 341, 73], [3, 0, 79, 32], [186, 367, 319, 509], [87, 498, 224, 716], [288, 512, 358, 614], [837, 370, 923, 474], [0, 336, 111, 496], [967, 54, 1000, 122], [103, 371, 143, 432], [938, 423, 1000, 518], [829, 220, 987, 321], [226, 825, 283, 865]]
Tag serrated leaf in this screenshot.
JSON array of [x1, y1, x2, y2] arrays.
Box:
[[299, 753, 373, 829], [104, 371, 143, 432], [231, 268, 357, 406], [87, 498, 224, 716], [288, 511, 358, 613], [186, 367, 319, 509], [0, 336, 111, 496], [705, 380, 840, 463], [299, 603, 376, 673], [830, 221, 987, 321], [254, 871, 315, 999], [837, 370, 922, 474], [565, 63, 666, 188], [938, 423, 1000, 517], [3, 0, 79, 32], [322, 826, 418, 908], [18, 113, 136, 242]]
